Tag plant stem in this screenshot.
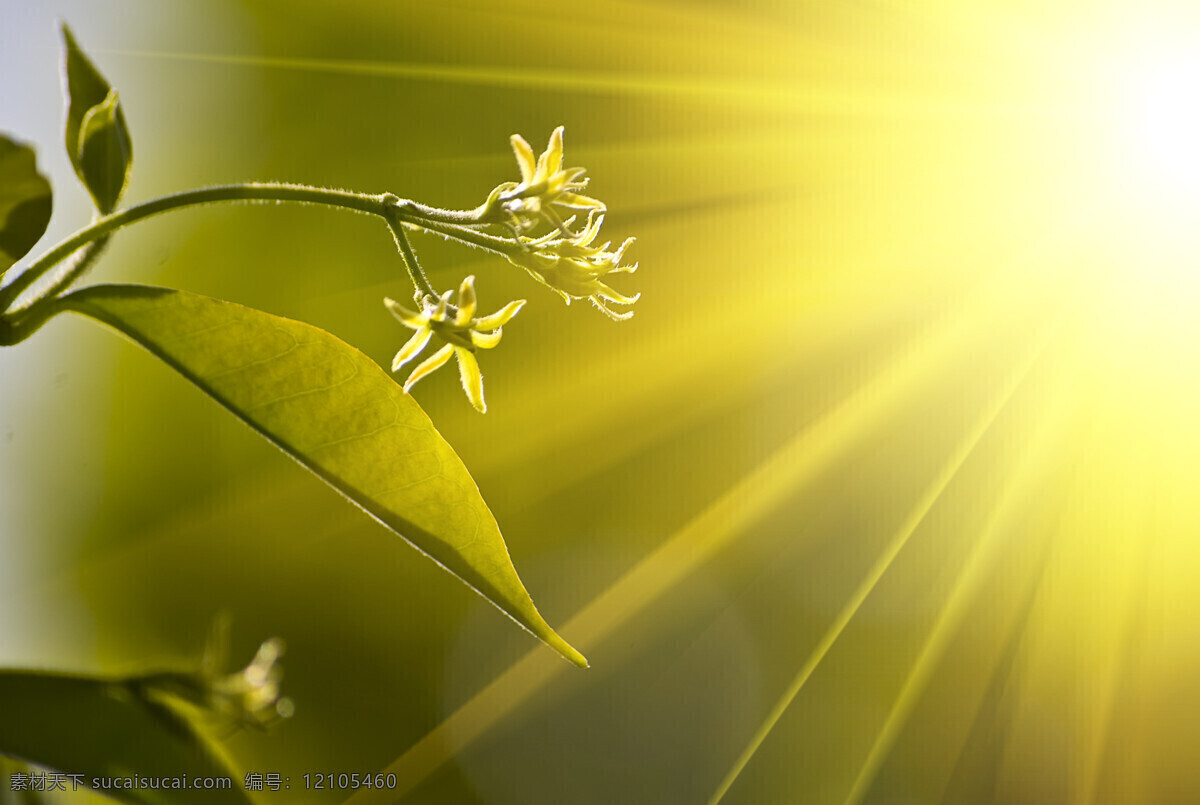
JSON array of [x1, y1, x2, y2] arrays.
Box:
[[0, 181, 531, 349], [389, 198, 492, 227], [28, 235, 111, 315], [0, 183, 390, 314], [406, 219, 520, 258], [0, 293, 69, 347], [383, 212, 438, 300]]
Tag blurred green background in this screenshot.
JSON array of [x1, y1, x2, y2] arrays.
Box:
[[5, 1, 1200, 802]]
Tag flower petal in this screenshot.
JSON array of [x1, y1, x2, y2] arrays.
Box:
[[473, 298, 526, 330], [456, 348, 486, 413], [384, 297, 427, 328], [455, 275, 477, 325], [561, 167, 588, 185], [391, 327, 433, 371], [432, 289, 453, 321], [403, 343, 454, 391], [591, 298, 634, 321], [526, 230, 561, 248], [510, 134, 536, 184], [536, 126, 565, 183], [470, 328, 504, 349], [612, 236, 636, 264], [576, 213, 604, 245], [595, 286, 641, 306], [557, 192, 606, 210]]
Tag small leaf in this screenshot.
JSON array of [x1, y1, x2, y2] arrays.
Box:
[[77, 89, 133, 213], [0, 669, 252, 804], [62, 25, 110, 160], [63, 284, 587, 668], [0, 135, 52, 278], [62, 23, 132, 213]]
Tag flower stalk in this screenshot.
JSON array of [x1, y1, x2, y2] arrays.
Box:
[[1, 127, 639, 411]]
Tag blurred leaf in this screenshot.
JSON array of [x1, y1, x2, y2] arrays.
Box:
[[0, 756, 44, 804], [62, 284, 588, 668], [0, 135, 52, 279], [62, 23, 131, 213], [77, 89, 133, 213], [0, 670, 251, 804]]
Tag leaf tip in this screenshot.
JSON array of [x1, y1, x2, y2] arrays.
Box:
[[545, 633, 588, 668]]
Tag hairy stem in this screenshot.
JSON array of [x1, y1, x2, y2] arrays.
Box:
[[388, 197, 493, 227], [0, 183, 390, 313], [26, 235, 111, 314], [0, 182, 521, 347], [385, 214, 438, 300], [406, 219, 521, 257]]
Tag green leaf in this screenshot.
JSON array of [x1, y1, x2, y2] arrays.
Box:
[[0, 135, 52, 278], [0, 756, 44, 804], [0, 669, 251, 804], [77, 89, 133, 214], [62, 23, 132, 213], [62, 284, 588, 668]]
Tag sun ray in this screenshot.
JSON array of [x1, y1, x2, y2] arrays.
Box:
[[343, 254, 1076, 804], [706, 281, 1070, 805], [939, 533, 1060, 803], [841, 382, 1084, 805], [101, 47, 1059, 120], [12, 3, 1200, 801], [1073, 542, 1155, 805]]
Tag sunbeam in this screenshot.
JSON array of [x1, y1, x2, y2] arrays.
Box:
[[842, 386, 1080, 804], [346, 253, 1074, 803], [12, 2, 1200, 802], [708, 284, 1073, 805]]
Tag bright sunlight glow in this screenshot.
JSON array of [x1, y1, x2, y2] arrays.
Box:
[[1059, 22, 1200, 300], [1122, 51, 1200, 192]]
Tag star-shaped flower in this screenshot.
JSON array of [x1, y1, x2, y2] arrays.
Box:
[[506, 213, 639, 320], [490, 126, 604, 235], [385, 275, 525, 412]]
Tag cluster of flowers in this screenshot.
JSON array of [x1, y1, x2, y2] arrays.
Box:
[[387, 127, 638, 412]]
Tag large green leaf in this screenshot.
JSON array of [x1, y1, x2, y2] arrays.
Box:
[[0, 670, 251, 804], [62, 284, 587, 667], [62, 24, 132, 213], [0, 135, 52, 279]]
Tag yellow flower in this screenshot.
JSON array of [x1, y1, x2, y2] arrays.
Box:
[[492, 126, 604, 234], [385, 275, 525, 413], [506, 213, 639, 321]]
